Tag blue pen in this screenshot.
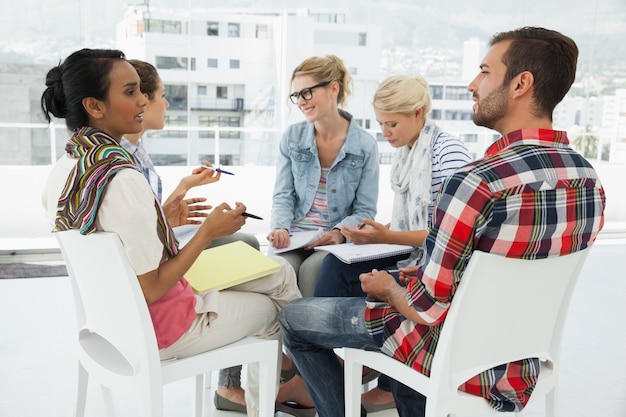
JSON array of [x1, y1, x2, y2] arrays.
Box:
[[199, 165, 235, 175]]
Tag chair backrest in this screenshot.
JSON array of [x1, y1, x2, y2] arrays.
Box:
[[431, 249, 590, 393], [56, 230, 161, 383]]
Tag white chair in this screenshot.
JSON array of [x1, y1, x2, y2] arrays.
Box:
[[56, 229, 279, 417], [344, 248, 591, 417]]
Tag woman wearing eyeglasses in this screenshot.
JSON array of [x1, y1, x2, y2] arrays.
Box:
[[267, 55, 380, 299]]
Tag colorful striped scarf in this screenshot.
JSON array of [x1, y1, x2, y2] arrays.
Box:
[[54, 126, 178, 258]]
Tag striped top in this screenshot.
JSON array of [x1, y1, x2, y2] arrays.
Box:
[[365, 128, 606, 411], [291, 168, 331, 232]]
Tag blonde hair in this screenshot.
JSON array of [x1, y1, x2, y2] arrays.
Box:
[[290, 55, 352, 108], [372, 75, 432, 116]]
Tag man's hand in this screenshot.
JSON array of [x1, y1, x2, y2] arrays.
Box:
[[360, 269, 405, 304]]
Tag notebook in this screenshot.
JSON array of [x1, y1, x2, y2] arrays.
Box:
[[184, 241, 281, 292], [314, 243, 414, 264]]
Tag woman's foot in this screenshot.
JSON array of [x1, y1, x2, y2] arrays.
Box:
[[361, 386, 395, 406], [276, 375, 315, 408], [215, 385, 246, 408]]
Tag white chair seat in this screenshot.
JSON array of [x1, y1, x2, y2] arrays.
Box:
[[56, 229, 278, 417], [344, 249, 591, 417]]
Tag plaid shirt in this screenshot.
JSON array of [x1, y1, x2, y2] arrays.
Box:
[[365, 128, 606, 411]]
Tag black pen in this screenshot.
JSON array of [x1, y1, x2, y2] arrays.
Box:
[[242, 212, 263, 220], [198, 165, 235, 175], [358, 223, 366, 230]]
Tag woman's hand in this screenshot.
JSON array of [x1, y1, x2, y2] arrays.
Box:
[[267, 228, 291, 249], [305, 228, 344, 249], [198, 202, 247, 241], [163, 193, 211, 227], [179, 161, 221, 190], [341, 219, 388, 245]]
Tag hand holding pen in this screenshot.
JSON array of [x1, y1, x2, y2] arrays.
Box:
[[341, 219, 386, 245], [198, 164, 235, 175]]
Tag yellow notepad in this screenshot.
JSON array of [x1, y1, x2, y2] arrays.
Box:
[[184, 241, 281, 292]]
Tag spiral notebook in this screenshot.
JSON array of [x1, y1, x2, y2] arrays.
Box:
[[185, 241, 281, 292], [314, 243, 414, 264]]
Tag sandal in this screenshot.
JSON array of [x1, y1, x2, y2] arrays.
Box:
[[275, 401, 317, 417], [280, 363, 297, 383]]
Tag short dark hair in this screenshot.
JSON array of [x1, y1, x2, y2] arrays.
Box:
[[128, 59, 160, 101], [41, 48, 126, 131], [491, 26, 578, 118]]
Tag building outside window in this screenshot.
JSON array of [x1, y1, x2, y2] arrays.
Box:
[[198, 115, 241, 139], [230, 59, 240, 69], [228, 22, 240, 37], [165, 84, 188, 109], [148, 115, 188, 139], [156, 56, 188, 70], [430, 86, 444, 100], [217, 86, 228, 99], [358, 32, 367, 46], [197, 85, 207, 95], [146, 19, 182, 34], [207, 21, 219, 36], [207, 58, 218, 68], [256, 24, 268, 39], [445, 86, 472, 101]]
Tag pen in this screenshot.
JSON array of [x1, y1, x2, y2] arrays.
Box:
[[198, 165, 235, 175], [242, 212, 263, 220], [357, 223, 366, 230], [387, 269, 400, 274]]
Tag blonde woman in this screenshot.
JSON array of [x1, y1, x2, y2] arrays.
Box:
[[313, 75, 471, 411]]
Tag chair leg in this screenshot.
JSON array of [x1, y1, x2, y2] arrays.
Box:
[[140, 383, 164, 417], [193, 374, 205, 417], [75, 363, 88, 417], [545, 387, 557, 417], [101, 385, 116, 417], [344, 353, 364, 417]]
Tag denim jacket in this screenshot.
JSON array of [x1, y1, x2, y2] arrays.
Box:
[[270, 109, 379, 231]]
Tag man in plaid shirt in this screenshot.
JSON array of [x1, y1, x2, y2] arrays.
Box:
[[277, 26, 606, 417]]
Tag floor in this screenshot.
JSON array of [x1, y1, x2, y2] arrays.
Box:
[[1, 239, 625, 417]]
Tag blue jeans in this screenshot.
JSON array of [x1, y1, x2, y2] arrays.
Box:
[[314, 253, 409, 297], [314, 253, 408, 393], [279, 297, 426, 417]]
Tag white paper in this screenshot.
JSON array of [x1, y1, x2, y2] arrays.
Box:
[[173, 224, 201, 248], [267, 228, 324, 254]]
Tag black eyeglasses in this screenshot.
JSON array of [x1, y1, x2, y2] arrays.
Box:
[[289, 81, 331, 104]]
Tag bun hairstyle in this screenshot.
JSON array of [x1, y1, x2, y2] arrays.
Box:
[[290, 54, 353, 108], [41, 48, 126, 131]]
